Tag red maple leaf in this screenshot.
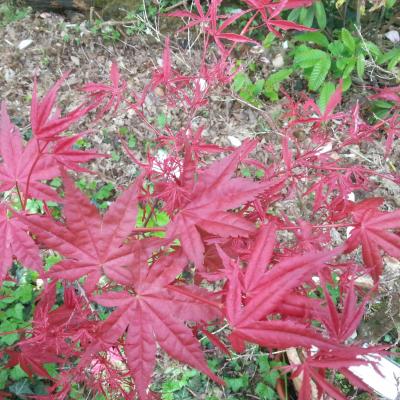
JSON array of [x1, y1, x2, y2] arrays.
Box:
[[31, 73, 89, 140], [217, 224, 344, 351], [292, 80, 344, 127], [0, 102, 59, 201], [48, 132, 107, 173], [168, 0, 258, 53], [321, 279, 371, 343], [345, 198, 400, 281], [243, 0, 316, 37], [82, 62, 127, 118], [18, 173, 140, 292], [293, 350, 380, 400], [166, 140, 278, 267], [0, 204, 42, 281], [91, 248, 223, 400]]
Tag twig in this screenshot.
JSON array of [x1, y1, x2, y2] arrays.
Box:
[[96, 20, 137, 28], [165, 0, 187, 12], [354, 24, 397, 81], [199, 323, 229, 342]]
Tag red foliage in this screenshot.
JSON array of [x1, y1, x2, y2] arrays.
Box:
[[0, 1, 399, 399]]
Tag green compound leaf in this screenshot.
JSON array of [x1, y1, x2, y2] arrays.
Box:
[[309, 57, 331, 91], [357, 53, 366, 79], [296, 31, 329, 48], [294, 47, 328, 68], [341, 28, 355, 53], [265, 68, 293, 88], [318, 82, 336, 113], [314, 1, 327, 29], [255, 382, 277, 400]]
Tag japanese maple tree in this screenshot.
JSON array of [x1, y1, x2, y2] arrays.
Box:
[[0, 1, 399, 399]]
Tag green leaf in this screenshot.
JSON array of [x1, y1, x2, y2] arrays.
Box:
[[50, 177, 62, 188], [255, 169, 265, 179], [94, 183, 115, 201], [0, 370, 8, 390], [162, 378, 185, 393], [387, 50, 400, 70], [111, 150, 120, 161], [232, 72, 250, 92], [45, 253, 62, 271], [309, 57, 331, 91], [364, 41, 382, 58], [294, 47, 328, 68], [341, 28, 355, 53], [255, 382, 277, 400], [44, 363, 58, 378], [377, 48, 400, 65], [263, 32, 276, 49], [263, 370, 280, 387], [336, 57, 348, 71], [287, 7, 301, 22], [328, 41, 345, 57], [299, 6, 314, 27], [253, 79, 265, 96], [128, 134, 137, 149], [342, 58, 356, 78], [318, 82, 336, 113], [314, 1, 326, 29], [373, 100, 394, 109], [119, 127, 129, 136], [241, 167, 251, 177], [9, 379, 34, 396], [157, 113, 167, 128], [342, 76, 352, 91], [0, 320, 19, 345], [226, 375, 249, 392], [1, 332, 19, 345], [296, 32, 329, 48], [264, 89, 279, 101], [357, 53, 365, 78], [10, 365, 29, 381], [155, 211, 169, 226], [13, 303, 24, 320], [266, 68, 293, 87], [258, 355, 270, 374]]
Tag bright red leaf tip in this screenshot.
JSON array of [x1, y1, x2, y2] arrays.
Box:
[[17, 172, 140, 292], [91, 249, 223, 400], [345, 198, 400, 281], [167, 140, 277, 268], [82, 62, 127, 118], [49, 132, 108, 173], [31, 73, 90, 140], [0, 102, 59, 201], [0, 204, 42, 282]]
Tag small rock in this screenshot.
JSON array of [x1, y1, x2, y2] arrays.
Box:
[[154, 86, 165, 97], [18, 39, 33, 50], [154, 87, 165, 97], [385, 30, 400, 43], [316, 141, 332, 155], [260, 56, 270, 65], [272, 53, 284, 69], [79, 22, 91, 36], [71, 56, 80, 66], [4, 68, 15, 82], [250, 45, 264, 54], [227, 135, 242, 147]]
